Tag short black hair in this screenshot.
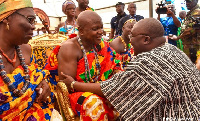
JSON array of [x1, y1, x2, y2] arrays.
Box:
[[116, 2, 125, 6]]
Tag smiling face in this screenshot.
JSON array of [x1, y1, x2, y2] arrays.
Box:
[[78, 11, 103, 45], [8, 8, 36, 45], [129, 18, 165, 55], [122, 20, 136, 38]]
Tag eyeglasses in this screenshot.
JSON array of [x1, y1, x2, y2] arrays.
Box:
[[15, 12, 36, 25], [128, 34, 147, 40]]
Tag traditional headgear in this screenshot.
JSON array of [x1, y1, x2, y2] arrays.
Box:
[[0, 0, 33, 22], [62, 0, 75, 13], [123, 19, 136, 28]]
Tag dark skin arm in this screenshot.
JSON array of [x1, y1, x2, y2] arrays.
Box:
[[57, 38, 80, 80], [61, 72, 104, 97], [110, 37, 124, 54], [166, 8, 181, 27]]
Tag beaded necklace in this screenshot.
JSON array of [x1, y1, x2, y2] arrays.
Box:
[[0, 46, 30, 97], [118, 36, 127, 52], [0, 48, 17, 67], [78, 38, 101, 83]]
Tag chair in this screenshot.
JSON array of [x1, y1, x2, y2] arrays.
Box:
[[55, 82, 78, 121]]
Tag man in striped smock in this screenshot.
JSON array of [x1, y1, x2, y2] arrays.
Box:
[[62, 18, 200, 121]]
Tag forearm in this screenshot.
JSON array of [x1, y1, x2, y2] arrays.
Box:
[[157, 14, 160, 21], [172, 14, 181, 27], [73, 82, 105, 98]]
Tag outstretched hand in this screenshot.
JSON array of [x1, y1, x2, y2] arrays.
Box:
[[35, 79, 51, 103]]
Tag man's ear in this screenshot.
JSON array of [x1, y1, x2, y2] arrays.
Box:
[[78, 26, 84, 35], [143, 36, 151, 45]]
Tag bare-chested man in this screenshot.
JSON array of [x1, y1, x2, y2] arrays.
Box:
[[45, 10, 122, 120]]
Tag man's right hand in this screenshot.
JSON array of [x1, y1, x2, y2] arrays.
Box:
[[60, 72, 75, 91]]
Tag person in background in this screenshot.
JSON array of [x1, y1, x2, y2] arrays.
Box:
[[117, 2, 144, 36], [110, 19, 136, 69], [109, 2, 127, 39], [61, 18, 200, 121], [102, 30, 109, 41], [75, 0, 94, 19], [45, 10, 122, 121], [179, 10, 187, 21], [57, 1, 78, 38], [0, 0, 55, 120], [156, 4, 181, 46], [179, 0, 200, 63], [176, 10, 187, 51]]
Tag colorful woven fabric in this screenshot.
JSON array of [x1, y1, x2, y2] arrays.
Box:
[[45, 39, 122, 84], [69, 92, 119, 121], [120, 43, 134, 68], [0, 0, 33, 21], [45, 39, 122, 120], [32, 46, 55, 69], [0, 50, 54, 120]]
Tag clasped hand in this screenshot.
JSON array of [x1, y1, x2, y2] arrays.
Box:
[[35, 79, 51, 103]]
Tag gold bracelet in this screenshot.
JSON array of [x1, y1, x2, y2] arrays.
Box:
[[70, 81, 76, 92]]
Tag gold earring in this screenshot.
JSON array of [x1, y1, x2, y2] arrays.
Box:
[[6, 23, 9, 30]]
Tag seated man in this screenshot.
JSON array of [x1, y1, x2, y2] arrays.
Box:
[[62, 18, 200, 120], [110, 19, 136, 69], [45, 10, 122, 120]]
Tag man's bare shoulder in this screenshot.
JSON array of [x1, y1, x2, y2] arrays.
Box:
[[59, 38, 81, 59], [110, 37, 124, 53]]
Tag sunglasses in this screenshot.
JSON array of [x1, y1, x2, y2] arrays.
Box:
[[15, 12, 36, 25]]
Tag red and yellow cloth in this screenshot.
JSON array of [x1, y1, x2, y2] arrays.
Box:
[[0, 50, 54, 121], [45, 40, 122, 120]]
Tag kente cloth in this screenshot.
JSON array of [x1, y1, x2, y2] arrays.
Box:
[[0, 49, 54, 120], [101, 43, 200, 121], [120, 43, 134, 69], [0, 0, 33, 22], [181, 5, 200, 63], [86, 7, 94, 11], [45, 40, 122, 120], [32, 46, 55, 69]]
